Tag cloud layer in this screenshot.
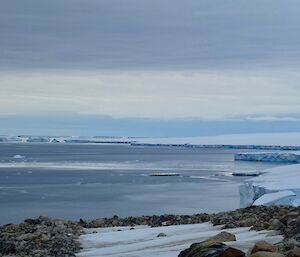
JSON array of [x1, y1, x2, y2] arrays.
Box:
[[1, 0, 300, 121], [1, 69, 300, 119], [1, 0, 300, 69]]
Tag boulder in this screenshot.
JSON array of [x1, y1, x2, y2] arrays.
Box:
[[287, 248, 300, 257], [157, 232, 167, 237], [206, 232, 236, 243], [250, 252, 284, 257], [251, 241, 278, 254], [178, 241, 245, 257], [276, 239, 300, 252]]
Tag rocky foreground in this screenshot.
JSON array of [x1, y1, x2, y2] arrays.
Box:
[[1, 205, 300, 257]]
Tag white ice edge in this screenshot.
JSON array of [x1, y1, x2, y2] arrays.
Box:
[[76, 222, 283, 257], [239, 163, 300, 207], [2, 132, 300, 146], [253, 191, 296, 206], [235, 151, 300, 163]]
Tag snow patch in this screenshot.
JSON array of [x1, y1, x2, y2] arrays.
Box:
[[77, 223, 283, 257]]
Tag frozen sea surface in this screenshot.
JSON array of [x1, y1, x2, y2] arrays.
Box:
[[0, 144, 283, 225]]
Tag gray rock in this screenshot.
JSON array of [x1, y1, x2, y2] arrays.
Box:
[[205, 231, 236, 243], [178, 241, 245, 257]]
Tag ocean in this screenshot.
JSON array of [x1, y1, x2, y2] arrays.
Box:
[[0, 143, 281, 225]]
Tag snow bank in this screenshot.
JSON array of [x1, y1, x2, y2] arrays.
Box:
[[235, 152, 300, 163], [239, 164, 300, 207], [77, 223, 282, 257]]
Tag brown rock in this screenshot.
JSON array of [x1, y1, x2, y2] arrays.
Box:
[[286, 248, 300, 257], [178, 242, 245, 257], [251, 241, 278, 254], [219, 247, 245, 257], [250, 252, 284, 257]]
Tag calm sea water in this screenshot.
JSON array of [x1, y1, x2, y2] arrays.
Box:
[[0, 143, 280, 225]]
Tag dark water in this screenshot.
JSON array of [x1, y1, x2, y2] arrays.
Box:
[[0, 143, 280, 225]]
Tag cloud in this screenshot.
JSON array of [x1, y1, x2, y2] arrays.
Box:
[[1, 1, 300, 122], [1, 69, 300, 119], [1, 0, 300, 69]]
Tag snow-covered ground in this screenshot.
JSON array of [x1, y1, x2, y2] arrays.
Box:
[[77, 223, 283, 257]]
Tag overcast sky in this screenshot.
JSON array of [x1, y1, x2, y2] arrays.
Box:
[[1, 0, 300, 135]]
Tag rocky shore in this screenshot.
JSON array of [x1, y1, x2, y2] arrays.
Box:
[[0, 217, 81, 257], [1, 205, 300, 256]]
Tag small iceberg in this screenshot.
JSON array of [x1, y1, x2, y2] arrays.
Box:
[[148, 172, 180, 177], [27, 136, 50, 143], [13, 155, 25, 159], [232, 170, 262, 177]]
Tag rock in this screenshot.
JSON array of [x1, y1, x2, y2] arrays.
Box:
[[276, 238, 300, 252], [270, 219, 284, 231], [251, 241, 278, 254], [250, 251, 284, 257], [287, 248, 300, 257], [219, 247, 246, 257], [0, 216, 82, 256], [0, 240, 16, 254], [157, 232, 167, 237], [178, 241, 245, 257], [206, 231, 236, 243]]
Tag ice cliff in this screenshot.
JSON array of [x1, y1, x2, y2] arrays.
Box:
[[239, 164, 300, 207], [235, 152, 300, 163]]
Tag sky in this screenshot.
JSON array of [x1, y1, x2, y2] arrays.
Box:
[[1, 0, 300, 136]]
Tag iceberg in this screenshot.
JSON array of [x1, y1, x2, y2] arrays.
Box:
[[239, 164, 300, 207], [235, 152, 300, 163], [13, 155, 25, 159], [253, 191, 296, 206], [26, 136, 50, 143], [0, 136, 22, 142]]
